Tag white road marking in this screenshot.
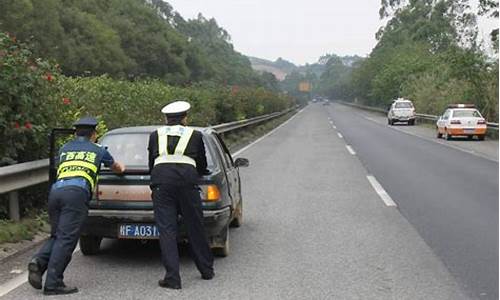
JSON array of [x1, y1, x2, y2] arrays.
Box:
[[362, 114, 498, 163], [337, 132, 343, 139], [9, 270, 22, 274], [0, 108, 306, 298], [0, 271, 29, 297], [0, 245, 81, 297], [329, 121, 333, 124], [332, 125, 336, 129], [232, 107, 305, 157], [345, 145, 356, 155], [366, 175, 397, 207]]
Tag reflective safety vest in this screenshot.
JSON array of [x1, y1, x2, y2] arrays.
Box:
[[57, 150, 100, 191], [154, 125, 196, 167]]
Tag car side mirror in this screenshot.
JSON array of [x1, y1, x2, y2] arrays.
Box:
[[234, 157, 249, 168]]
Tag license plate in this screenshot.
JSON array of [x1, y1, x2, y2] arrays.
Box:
[[118, 224, 159, 239], [464, 129, 475, 134]]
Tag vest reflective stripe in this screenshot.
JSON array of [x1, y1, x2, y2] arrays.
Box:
[[57, 160, 98, 174], [57, 159, 98, 190], [154, 125, 196, 167], [57, 170, 96, 190]]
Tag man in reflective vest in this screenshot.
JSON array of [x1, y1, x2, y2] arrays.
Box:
[[148, 100, 214, 290], [28, 117, 125, 295]]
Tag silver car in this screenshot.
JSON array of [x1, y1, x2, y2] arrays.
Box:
[[388, 99, 416, 125]]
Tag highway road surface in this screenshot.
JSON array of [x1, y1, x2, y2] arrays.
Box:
[[1, 103, 496, 299]]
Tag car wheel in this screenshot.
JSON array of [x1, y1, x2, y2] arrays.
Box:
[[409, 120, 415, 126], [467, 135, 474, 140], [229, 200, 242, 228], [387, 118, 391, 125], [444, 129, 452, 140], [80, 235, 102, 255], [478, 135, 485, 141], [212, 225, 229, 257], [436, 128, 443, 138]]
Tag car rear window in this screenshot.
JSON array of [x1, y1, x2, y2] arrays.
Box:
[[101, 133, 217, 172], [452, 110, 481, 118], [395, 102, 413, 108]]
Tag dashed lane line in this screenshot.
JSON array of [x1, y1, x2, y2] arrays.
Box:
[[366, 175, 397, 207], [337, 132, 343, 139], [345, 145, 356, 155]]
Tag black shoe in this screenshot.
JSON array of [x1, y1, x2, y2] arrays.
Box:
[[43, 286, 78, 296], [28, 258, 43, 290], [201, 271, 214, 280], [158, 279, 181, 290]]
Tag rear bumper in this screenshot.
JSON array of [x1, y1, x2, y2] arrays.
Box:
[[391, 116, 415, 121], [447, 127, 487, 136], [81, 207, 231, 240]]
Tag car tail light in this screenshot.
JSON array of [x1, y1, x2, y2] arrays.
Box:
[[450, 120, 461, 125], [477, 119, 486, 125], [200, 185, 221, 202]]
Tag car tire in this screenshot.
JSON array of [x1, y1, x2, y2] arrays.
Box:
[[229, 200, 242, 228], [387, 118, 391, 125], [409, 120, 415, 126], [80, 235, 102, 255], [467, 135, 474, 140], [478, 135, 485, 141], [444, 129, 452, 140], [436, 128, 443, 138], [212, 225, 229, 257]]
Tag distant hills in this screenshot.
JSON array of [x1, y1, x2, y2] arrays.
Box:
[[248, 57, 294, 81], [248, 55, 363, 81]]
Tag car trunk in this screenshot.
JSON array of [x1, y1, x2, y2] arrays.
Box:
[[394, 108, 413, 117], [91, 168, 152, 210]]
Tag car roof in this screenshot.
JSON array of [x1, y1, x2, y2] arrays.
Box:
[[103, 125, 214, 136]]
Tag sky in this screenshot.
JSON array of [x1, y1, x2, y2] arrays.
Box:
[[167, 0, 498, 65]]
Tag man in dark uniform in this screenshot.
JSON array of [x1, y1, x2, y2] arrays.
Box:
[[28, 117, 125, 295], [148, 100, 214, 290]]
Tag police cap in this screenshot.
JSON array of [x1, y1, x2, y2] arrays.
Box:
[[73, 116, 98, 128], [161, 100, 191, 117]]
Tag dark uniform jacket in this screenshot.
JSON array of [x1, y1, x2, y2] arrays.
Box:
[[148, 126, 209, 186]]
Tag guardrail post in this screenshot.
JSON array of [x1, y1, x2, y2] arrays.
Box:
[[8, 191, 20, 221]]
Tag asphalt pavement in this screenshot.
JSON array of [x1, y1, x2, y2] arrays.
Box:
[[327, 102, 498, 300], [0, 104, 477, 299]]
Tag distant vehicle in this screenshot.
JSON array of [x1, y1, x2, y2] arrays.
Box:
[[78, 126, 249, 257], [311, 98, 318, 103], [388, 98, 416, 125], [322, 100, 330, 106], [436, 104, 487, 140]]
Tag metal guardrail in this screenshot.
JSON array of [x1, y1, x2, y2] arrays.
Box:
[[0, 108, 296, 221], [338, 101, 499, 130]]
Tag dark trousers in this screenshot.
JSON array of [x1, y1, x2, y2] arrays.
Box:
[[33, 186, 89, 289], [152, 183, 214, 285]]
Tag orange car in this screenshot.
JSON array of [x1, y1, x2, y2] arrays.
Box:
[[436, 104, 487, 140]]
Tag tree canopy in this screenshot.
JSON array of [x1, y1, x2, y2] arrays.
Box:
[[0, 0, 267, 87]]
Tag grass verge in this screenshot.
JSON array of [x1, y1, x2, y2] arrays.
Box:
[[0, 212, 50, 245], [224, 111, 296, 152]]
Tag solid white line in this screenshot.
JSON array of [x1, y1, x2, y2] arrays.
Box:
[[0, 271, 29, 297], [232, 107, 305, 157], [0, 108, 306, 298], [362, 114, 498, 163], [0, 245, 81, 297], [337, 132, 343, 138], [366, 175, 397, 207], [345, 145, 356, 155]]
